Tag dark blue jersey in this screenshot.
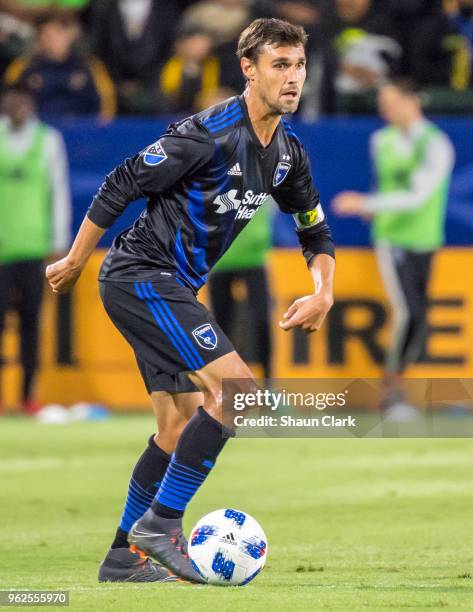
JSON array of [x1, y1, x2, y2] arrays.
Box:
[[88, 94, 334, 291]]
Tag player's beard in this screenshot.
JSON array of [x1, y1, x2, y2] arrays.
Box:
[[261, 90, 300, 116]]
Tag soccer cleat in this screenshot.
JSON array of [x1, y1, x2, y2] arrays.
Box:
[[98, 546, 177, 583], [128, 509, 206, 584]]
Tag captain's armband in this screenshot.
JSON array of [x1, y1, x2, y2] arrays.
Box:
[[293, 204, 325, 230]]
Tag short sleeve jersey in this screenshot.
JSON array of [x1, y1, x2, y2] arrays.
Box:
[[88, 94, 332, 291]]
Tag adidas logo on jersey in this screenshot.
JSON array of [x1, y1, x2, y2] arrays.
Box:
[[220, 532, 237, 545], [228, 163, 242, 176]]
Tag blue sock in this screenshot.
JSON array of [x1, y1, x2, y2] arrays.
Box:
[[111, 435, 170, 548], [152, 407, 234, 519]]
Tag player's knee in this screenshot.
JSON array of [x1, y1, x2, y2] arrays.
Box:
[[203, 383, 257, 425], [185, 353, 259, 423]]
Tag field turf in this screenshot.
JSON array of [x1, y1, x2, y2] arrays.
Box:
[[1, 415, 473, 611]]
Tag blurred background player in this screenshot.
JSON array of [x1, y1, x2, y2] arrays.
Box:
[[209, 201, 272, 380], [333, 79, 455, 420], [0, 85, 71, 415]]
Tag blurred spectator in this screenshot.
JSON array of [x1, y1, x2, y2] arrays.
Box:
[[278, 0, 320, 27], [444, 0, 473, 87], [391, 0, 471, 90], [0, 0, 89, 22], [89, 0, 182, 115], [0, 11, 34, 78], [158, 27, 220, 114], [0, 0, 88, 8], [0, 0, 88, 79], [0, 85, 71, 415], [179, 0, 279, 101], [4, 11, 116, 120], [209, 203, 272, 380], [317, 0, 402, 114], [277, 1, 322, 52], [180, 0, 256, 47], [445, 0, 473, 46]]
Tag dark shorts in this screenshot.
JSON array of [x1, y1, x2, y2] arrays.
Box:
[[99, 275, 235, 393]]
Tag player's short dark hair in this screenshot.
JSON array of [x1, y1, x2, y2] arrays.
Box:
[[0, 84, 35, 101], [36, 9, 78, 29], [236, 18, 308, 62], [385, 78, 422, 97]]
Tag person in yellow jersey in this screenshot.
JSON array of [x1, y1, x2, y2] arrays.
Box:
[[0, 85, 71, 415], [333, 79, 455, 420]]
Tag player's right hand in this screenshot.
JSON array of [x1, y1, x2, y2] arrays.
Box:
[[45, 256, 83, 294]]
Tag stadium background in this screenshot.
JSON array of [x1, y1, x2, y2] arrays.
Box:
[[2, 118, 472, 406], [0, 1, 472, 406]]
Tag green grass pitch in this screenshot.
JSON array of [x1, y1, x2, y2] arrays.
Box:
[[1, 415, 473, 611]]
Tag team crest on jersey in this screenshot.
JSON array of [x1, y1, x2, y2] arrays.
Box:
[[143, 140, 167, 166], [273, 161, 291, 187], [193, 323, 218, 350]]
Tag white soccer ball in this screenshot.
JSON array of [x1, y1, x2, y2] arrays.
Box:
[[188, 508, 267, 586]]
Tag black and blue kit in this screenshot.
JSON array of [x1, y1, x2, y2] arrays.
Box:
[[89, 94, 335, 392]]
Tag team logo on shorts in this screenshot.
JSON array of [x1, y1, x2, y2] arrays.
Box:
[[143, 140, 167, 166], [193, 323, 218, 350], [273, 161, 291, 187]]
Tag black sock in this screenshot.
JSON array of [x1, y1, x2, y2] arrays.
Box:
[[111, 435, 171, 549], [152, 407, 234, 519]]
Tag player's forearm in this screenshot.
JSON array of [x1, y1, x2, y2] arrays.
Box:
[[364, 190, 426, 213], [297, 222, 335, 265], [309, 253, 335, 298], [87, 159, 143, 228], [67, 216, 106, 269]]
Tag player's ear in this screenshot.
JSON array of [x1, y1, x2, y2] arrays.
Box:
[[240, 57, 255, 82]]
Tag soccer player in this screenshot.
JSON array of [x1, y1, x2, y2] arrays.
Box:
[[333, 79, 455, 419], [46, 18, 335, 583]]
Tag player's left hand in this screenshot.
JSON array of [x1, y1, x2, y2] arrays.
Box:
[[332, 191, 368, 217], [279, 292, 333, 333]]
